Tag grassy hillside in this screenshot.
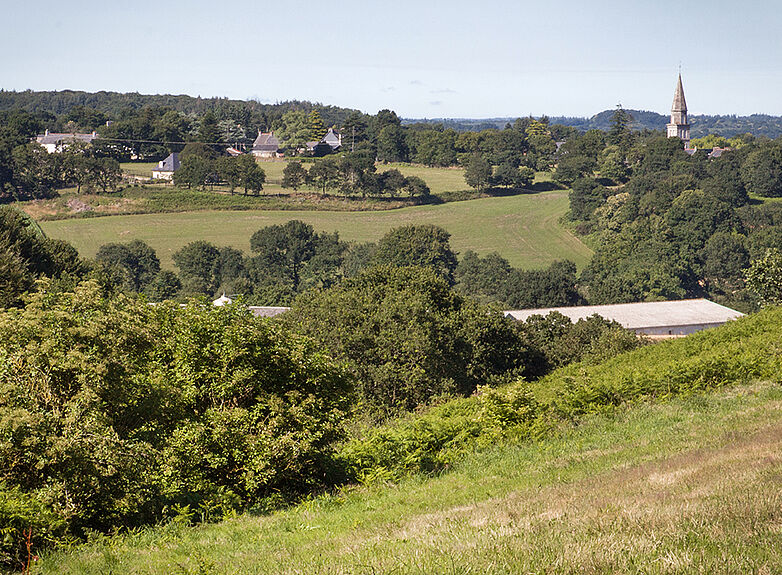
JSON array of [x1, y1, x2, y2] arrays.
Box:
[[32, 384, 782, 574], [30, 309, 782, 574], [39, 191, 590, 270]]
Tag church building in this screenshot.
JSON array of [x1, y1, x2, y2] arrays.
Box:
[[666, 73, 690, 149]]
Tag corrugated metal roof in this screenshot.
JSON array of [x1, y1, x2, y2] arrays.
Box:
[[504, 299, 743, 330]]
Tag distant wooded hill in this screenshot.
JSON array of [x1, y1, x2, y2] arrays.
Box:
[[406, 110, 782, 139], [0, 89, 358, 128], [4, 90, 782, 139]]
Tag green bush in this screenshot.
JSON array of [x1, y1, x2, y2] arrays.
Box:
[[0, 482, 67, 570], [0, 281, 353, 564], [282, 265, 534, 414], [338, 307, 782, 484]]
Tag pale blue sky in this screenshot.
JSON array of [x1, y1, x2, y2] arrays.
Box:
[[2, 0, 781, 118]]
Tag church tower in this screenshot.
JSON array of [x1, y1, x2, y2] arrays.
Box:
[[666, 73, 690, 148]]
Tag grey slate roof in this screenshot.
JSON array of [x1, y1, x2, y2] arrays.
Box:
[[153, 152, 180, 172], [504, 299, 743, 330], [322, 128, 341, 149], [708, 147, 729, 158], [253, 132, 280, 151], [36, 131, 97, 145]]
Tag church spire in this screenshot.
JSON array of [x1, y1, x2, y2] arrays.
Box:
[[667, 72, 690, 148], [672, 73, 687, 113]]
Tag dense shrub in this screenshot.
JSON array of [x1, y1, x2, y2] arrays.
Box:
[[281, 265, 534, 414], [0, 282, 353, 564], [338, 307, 782, 484]]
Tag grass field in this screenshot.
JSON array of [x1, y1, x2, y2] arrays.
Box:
[[40, 191, 591, 270], [120, 162, 158, 178], [119, 160, 546, 197], [33, 381, 782, 574]]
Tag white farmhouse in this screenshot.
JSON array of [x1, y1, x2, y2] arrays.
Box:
[[251, 131, 280, 158], [151, 153, 180, 180], [35, 129, 98, 153]]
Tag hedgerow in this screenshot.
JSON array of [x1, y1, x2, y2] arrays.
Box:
[[337, 307, 782, 483]]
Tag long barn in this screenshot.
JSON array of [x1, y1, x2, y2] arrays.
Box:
[[504, 299, 744, 336]]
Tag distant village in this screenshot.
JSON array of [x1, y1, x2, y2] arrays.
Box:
[[32, 73, 735, 184]]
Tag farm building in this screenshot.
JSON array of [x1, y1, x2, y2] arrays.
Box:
[[306, 128, 342, 155], [151, 152, 180, 180], [251, 131, 280, 158], [35, 129, 98, 153], [504, 299, 744, 336], [248, 306, 290, 318], [211, 295, 289, 318]]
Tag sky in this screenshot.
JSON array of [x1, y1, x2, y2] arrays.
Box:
[[2, 0, 782, 119]]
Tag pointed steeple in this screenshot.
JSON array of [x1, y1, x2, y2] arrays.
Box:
[[667, 72, 690, 148], [672, 73, 687, 113]]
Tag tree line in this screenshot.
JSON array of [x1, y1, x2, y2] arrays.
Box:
[[0, 111, 124, 201], [554, 107, 782, 312]]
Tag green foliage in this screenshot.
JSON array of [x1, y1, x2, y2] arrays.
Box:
[[0, 206, 84, 307], [491, 162, 534, 188], [282, 265, 531, 414], [745, 248, 782, 306], [598, 145, 630, 183], [740, 143, 782, 197], [607, 105, 633, 147], [410, 129, 458, 167], [180, 143, 219, 160], [276, 110, 310, 152], [198, 111, 222, 151], [0, 482, 68, 569], [664, 189, 743, 255], [307, 110, 327, 142], [0, 282, 353, 562], [337, 386, 541, 482], [95, 239, 160, 293], [307, 157, 340, 195], [339, 306, 782, 484], [372, 224, 458, 284], [456, 252, 582, 309], [248, 220, 344, 302], [521, 312, 642, 372], [173, 155, 265, 194], [144, 270, 182, 300], [702, 151, 748, 206], [554, 154, 596, 186], [281, 160, 307, 191], [568, 177, 608, 221], [376, 125, 409, 163], [463, 154, 492, 191]]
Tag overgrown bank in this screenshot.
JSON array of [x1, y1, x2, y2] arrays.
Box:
[[3, 292, 781, 571], [32, 379, 782, 574]]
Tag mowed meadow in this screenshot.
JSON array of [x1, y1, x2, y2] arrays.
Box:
[[121, 160, 469, 196], [40, 191, 591, 270]]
